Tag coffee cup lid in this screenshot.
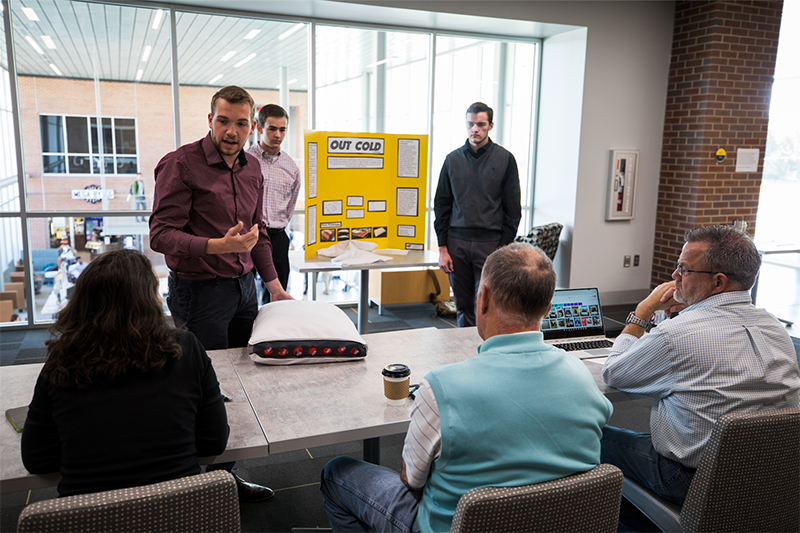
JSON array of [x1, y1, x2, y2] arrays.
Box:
[[382, 363, 410, 378]]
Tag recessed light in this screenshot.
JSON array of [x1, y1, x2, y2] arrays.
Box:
[[287, 79, 297, 85], [220, 51, 237, 62], [366, 58, 392, 69], [209, 74, 224, 85], [25, 36, 44, 54], [278, 24, 304, 41], [49, 64, 62, 76], [41, 35, 56, 49], [244, 29, 260, 40], [136, 69, 143, 81], [233, 53, 256, 68], [21, 7, 39, 21], [141, 45, 152, 62], [152, 9, 164, 30]]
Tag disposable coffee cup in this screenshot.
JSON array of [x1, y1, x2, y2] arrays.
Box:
[[382, 363, 411, 406]]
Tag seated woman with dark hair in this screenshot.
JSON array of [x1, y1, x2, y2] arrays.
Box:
[[22, 249, 229, 496]]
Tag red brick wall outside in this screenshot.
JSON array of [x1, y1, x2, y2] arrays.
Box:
[[652, 0, 783, 285], [17, 76, 307, 250]]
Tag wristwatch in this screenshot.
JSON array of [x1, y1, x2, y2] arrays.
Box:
[[626, 312, 650, 329]]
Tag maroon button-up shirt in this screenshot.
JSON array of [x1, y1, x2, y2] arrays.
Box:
[[150, 134, 278, 282]]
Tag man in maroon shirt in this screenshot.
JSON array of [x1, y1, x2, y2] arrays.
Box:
[[150, 85, 291, 502]]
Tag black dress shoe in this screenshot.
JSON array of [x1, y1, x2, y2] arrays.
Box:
[[232, 472, 275, 502]]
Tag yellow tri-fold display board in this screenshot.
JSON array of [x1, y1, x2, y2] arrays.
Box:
[[304, 130, 429, 259]]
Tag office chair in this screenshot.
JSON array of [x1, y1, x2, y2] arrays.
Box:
[[449, 463, 623, 533], [622, 406, 800, 533], [514, 222, 563, 261], [296, 465, 622, 533], [17, 470, 241, 533]]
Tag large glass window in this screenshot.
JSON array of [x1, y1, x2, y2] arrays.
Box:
[[5, 0, 543, 323], [27, 215, 164, 324], [431, 36, 538, 237], [175, 12, 308, 154], [10, 0, 170, 212], [756, 0, 800, 325], [40, 115, 139, 175], [2, 10, 25, 325], [315, 26, 429, 135]]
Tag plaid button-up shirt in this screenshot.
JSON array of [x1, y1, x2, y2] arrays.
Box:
[[246, 143, 301, 229], [603, 290, 800, 467]]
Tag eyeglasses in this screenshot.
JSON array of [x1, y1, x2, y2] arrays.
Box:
[[675, 264, 730, 277]]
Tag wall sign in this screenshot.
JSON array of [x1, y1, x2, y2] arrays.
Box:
[[304, 130, 428, 257], [71, 185, 115, 204]]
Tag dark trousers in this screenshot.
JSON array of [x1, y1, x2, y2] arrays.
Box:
[[446, 235, 500, 327], [167, 270, 258, 351], [261, 228, 290, 304], [167, 271, 258, 475]]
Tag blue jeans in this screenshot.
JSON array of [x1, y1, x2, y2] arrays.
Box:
[[320, 456, 422, 533], [167, 270, 258, 351], [600, 426, 695, 506]]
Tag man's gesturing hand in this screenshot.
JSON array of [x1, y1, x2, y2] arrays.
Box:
[[205, 221, 259, 254]]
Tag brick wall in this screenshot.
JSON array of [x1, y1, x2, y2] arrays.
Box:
[[651, 0, 783, 284]]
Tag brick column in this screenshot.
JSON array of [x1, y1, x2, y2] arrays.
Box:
[[652, 0, 783, 285]]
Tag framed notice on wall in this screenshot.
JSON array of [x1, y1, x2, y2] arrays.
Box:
[[606, 150, 638, 221], [304, 130, 429, 258]]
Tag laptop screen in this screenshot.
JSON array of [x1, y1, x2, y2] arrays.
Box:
[[542, 288, 606, 340]]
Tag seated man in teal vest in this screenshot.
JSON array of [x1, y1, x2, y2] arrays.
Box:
[[319, 243, 613, 532]]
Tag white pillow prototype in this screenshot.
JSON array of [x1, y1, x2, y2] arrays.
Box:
[[248, 300, 368, 365]]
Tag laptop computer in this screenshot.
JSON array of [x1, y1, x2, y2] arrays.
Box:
[[542, 288, 616, 359]]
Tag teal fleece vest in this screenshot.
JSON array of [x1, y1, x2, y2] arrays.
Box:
[[417, 332, 613, 532]]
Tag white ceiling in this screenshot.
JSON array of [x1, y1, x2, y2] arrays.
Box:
[[5, 0, 310, 89], [3, 0, 574, 89]]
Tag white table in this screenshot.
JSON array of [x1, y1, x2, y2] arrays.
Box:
[[228, 327, 641, 463], [0, 352, 267, 494], [1, 328, 640, 492], [289, 250, 440, 333], [0, 363, 60, 493]]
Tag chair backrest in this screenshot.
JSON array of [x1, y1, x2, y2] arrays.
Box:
[[17, 470, 240, 533], [680, 406, 800, 533], [4, 282, 24, 309], [0, 299, 13, 322], [514, 222, 563, 260], [450, 463, 623, 533]]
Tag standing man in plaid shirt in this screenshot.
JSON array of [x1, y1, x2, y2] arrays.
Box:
[[246, 104, 301, 303]]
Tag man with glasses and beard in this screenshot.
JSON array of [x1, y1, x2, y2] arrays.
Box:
[[600, 225, 799, 512]]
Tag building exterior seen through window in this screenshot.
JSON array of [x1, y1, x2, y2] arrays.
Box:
[[40, 115, 138, 175]]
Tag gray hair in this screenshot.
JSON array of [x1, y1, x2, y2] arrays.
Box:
[[685, 225, 761, 290], [480, 243, 556, 324]]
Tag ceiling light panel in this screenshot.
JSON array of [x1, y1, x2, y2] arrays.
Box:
[[21, 7, 39, 21]]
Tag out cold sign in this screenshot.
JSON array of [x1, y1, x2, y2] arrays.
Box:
[[327, 137, 385, 155]]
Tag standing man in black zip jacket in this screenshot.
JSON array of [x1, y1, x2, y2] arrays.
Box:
[[434, 102, 521, 327]]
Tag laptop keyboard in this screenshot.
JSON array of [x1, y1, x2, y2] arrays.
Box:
[[554, 339, 614, 351]]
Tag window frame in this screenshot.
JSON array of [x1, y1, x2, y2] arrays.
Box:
[[39, 113, 140, 176]]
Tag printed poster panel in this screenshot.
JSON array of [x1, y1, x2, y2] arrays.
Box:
[[304, 130, 428, 258], [307, 143, 318, 199]]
